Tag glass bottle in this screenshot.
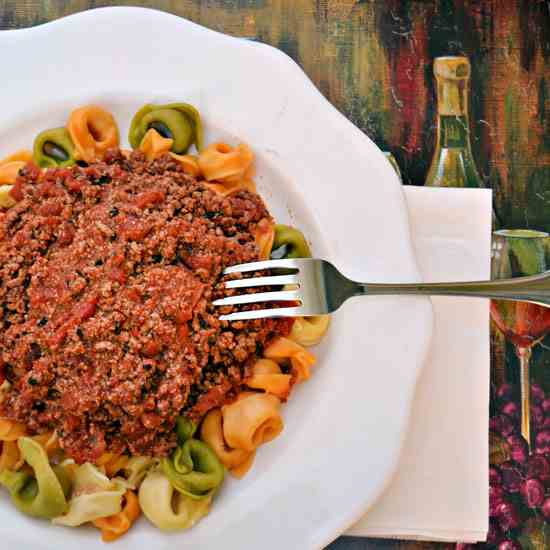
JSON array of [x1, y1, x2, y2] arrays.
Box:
[[425, 56, 483, 188]]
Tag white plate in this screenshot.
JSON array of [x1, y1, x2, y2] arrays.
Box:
[[0, 8, 433, 549]]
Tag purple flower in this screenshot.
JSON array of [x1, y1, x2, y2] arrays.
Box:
[[506, 435, 528, 464], [526, 455, 550, 484], [502, 401, 520, 421], [535, 429, 550, 456], [498, 540, 522, 550], [520, 478, 545, 508]]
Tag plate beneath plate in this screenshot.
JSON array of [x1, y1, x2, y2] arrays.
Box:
[[0, 8, 433, 549]]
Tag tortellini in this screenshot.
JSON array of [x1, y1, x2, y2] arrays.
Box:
[[33, 127, 76, 168], [271, 224, 311, 259], [175, 416, 197, 443], [200, 409, 255, 479], [0, 437, 70, 519], [221, 392, 284, 453], [67, 105, 119, 163], [139, 470, 212, 531], [53, 463, 127, 526], [122, 456, 156, 489], [161, 438, 224, 500], [198, 142, 254, 183], [254, 218, 275, 260], [93, 490, 141, 542], [129, 103, 202, 154], [264, 337, 316, 382], [246, 358, 292, 399], [139, 128, 174, 161], [288, 315, 331, 347]]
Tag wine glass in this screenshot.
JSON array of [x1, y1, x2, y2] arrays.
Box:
[[491, 229, 550, 449]]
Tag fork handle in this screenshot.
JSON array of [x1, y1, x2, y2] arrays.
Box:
[[355, 271, 550, 307]]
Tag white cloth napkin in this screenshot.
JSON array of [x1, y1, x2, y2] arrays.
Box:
[[347, 186, 492, 543]]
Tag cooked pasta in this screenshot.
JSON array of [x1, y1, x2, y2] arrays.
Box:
[[53, 463, 126, 526], [0, 161, 25, 184], [221, 392, 283, 453], [139, 469, 212, 531], [198, 142, 254, 183], [93, 490, 141, 542], [264, 337, 317, 383], [254, 218, 276, 260], [0, 101, 328, 541], [0, 150, 33, 165], [169, 153, 201, 177], [0, 441, 20, 472], [129, 103, 202, 153], [139, 128, 174, 161], [67, 105, 119, 163], [121, 456, 156, 488], [200, 409, 255, 479], [0, 161, 25, 207], [0, 418, 26, 441], [33, 127, 76, 168], [288, 315, 331, 347], [0, 437, 70, 519], [161, 438, 224, 499], [96, 452, 130, 478], [245, 358, 292, 399]]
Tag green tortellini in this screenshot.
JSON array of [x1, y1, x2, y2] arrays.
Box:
[[271, 224, 312, 259], [33, 127, 76, 168], [139, 470, 212, 531], [52, 463, 127, 526], [161, 438, 224, 500], [128, 103, 203, 153], [176, 416, 197, 444], [0, 437, 70, 519]]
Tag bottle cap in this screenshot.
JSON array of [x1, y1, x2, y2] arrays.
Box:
[[434, 56, 470, 80]]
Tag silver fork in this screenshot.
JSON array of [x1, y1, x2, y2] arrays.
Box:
[[213, 258, 550, 321]]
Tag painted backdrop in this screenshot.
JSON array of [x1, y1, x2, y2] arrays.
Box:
[[1, 1, 549, 549]]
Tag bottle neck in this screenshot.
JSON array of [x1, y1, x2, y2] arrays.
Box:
[[439, 115, 470, 148], [436, 76, 468, 116], [435, 76, 472, 150]]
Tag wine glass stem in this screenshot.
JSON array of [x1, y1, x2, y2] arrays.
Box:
[[516, 346, 532, 450]]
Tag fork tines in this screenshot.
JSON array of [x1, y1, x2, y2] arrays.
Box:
[[214, 259, 303, 321]]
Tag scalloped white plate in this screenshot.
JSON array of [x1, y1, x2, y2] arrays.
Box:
[[0, 7, 433, 549]]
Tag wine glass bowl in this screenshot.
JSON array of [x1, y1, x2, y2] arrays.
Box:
[[491, 229, 550, 448]]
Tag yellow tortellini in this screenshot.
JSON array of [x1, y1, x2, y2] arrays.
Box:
[[0, 437, 70, 519], [139, 469, 212, 531], [288, 315, 330, 347], [52, 463, 127, 526]]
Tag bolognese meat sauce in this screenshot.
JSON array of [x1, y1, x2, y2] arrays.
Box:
[[0, 150, 290, 463]]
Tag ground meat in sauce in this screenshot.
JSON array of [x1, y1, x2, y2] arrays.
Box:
[[0, 150, 292, 463]]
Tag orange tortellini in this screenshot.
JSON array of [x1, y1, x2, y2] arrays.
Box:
[[139, 128, 174, 161], [264, 337, 317, 383], [67, 105, 120, 163], [246, 358, 292, 399], [200, 392, 284, 479], [200, 409, 255, 479], [254, 218, 276, 260], [93, 490, 141, 542]]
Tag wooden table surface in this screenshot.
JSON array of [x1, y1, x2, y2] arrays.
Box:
[[1, 1, 548, 549]]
